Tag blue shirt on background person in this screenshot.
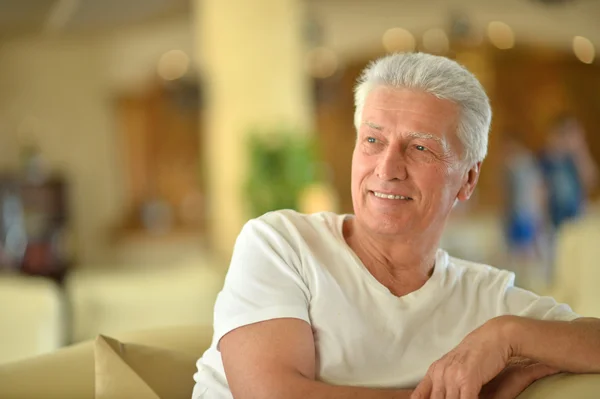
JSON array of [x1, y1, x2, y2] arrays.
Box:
[[539, 152, 584, 228]]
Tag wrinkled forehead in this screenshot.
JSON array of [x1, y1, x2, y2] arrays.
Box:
[[362, 87, 461, 138]]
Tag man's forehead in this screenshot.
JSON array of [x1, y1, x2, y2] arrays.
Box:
[[366, 86, 457, 111], [363, 119, 448, 143]]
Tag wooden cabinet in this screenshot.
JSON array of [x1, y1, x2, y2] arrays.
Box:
[[115, 79, 205, 235]]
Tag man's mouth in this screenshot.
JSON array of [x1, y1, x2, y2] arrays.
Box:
[[371, 191, 412, 200]]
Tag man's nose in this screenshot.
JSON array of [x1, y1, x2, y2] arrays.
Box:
[[375, 147, 408, 181]]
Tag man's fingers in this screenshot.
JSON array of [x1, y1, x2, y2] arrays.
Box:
[[445, 384, 460, 399], [411, 375, 433, 399], [459, 384, 480, 399], [443, 367, 461, 399], [430, 379, 446, 399]]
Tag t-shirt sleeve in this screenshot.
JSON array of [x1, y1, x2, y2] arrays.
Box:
[[501, 274, 580, 321], [212, 217, 311, 348]]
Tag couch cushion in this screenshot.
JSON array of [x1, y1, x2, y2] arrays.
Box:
[[95, 335, 198, 399], [0, 325, 212, 399]]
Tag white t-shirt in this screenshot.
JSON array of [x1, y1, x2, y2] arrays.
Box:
[[192, 210, 578, 398]]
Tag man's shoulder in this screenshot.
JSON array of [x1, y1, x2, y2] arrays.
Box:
[[446, 254, 515, 286], [242, 209, 342, 243], [250, 209, 339, 231]]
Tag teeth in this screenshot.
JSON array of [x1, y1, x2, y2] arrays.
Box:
[[373, 191, 409, 200]]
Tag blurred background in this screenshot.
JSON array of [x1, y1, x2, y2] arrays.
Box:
[[0, 0, 599, 364]]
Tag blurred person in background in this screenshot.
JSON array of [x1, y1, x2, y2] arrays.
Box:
[[502, 132, 551, 287], [192, 53, 600, 399], [539, 115, 599, 230]]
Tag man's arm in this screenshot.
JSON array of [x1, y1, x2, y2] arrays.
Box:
[[412, 315, 600, 398], [506, 316, 600, 373], [220, 318, 413, 399]]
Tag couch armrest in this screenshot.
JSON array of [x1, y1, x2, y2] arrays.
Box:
[[519, 373, 600, 399]]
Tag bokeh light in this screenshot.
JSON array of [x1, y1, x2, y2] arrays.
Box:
[[487, 21, 515, 50], [157, 50, 190, 81], [382, 28, 416, 53], [573, 36, 595, 64]]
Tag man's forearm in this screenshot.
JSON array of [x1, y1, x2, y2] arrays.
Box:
[[270, 375, 413, 399], [504, 316, 600, 373]]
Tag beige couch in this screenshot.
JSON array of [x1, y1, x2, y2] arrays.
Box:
[[0, 274, 66, 364], [0, 325, 598, 399], [0, 258, 225, 366], [0, 325, 212, 399], [550, 214, 600, 318], [64, 261, 224, 343]]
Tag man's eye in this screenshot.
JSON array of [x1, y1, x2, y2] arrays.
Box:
[[367, 137, 376, 143], [415, 145, 426, 151]]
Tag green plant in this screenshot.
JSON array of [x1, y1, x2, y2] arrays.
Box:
[[244, 128, 321, 218]]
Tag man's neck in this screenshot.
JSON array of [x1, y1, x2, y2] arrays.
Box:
[[343, 217, 439, 297]]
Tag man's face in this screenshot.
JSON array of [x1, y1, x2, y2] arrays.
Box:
[[351, 86, 480, 238]]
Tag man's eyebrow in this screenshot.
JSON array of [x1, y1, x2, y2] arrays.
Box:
[[362, 121, 384, 130], [407, 131, 448, 150]]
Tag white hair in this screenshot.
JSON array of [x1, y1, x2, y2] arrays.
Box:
[[354, 52, 492, 164]]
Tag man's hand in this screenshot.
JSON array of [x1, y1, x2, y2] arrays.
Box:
[[479, 357, 559, 399], [412, 317, 514, 399]]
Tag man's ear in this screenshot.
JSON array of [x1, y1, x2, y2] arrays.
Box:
[[456, 162, 481, 202]]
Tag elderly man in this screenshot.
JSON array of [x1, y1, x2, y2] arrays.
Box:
[[192, 53, 600, 399]]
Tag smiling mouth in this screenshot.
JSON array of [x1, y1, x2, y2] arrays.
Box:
[[371, 191, 413, 200]]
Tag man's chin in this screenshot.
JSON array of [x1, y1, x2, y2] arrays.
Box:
[[362, 213, 414, 236]]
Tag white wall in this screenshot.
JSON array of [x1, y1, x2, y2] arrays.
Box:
[[100, 15, 194, 93], [0, 15, 193, 265]]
